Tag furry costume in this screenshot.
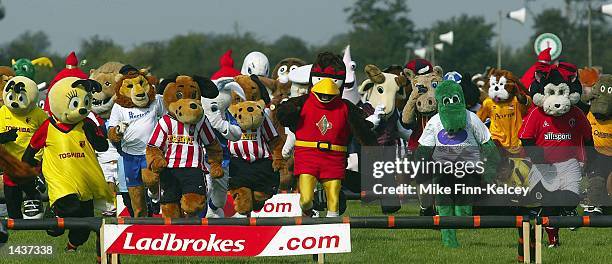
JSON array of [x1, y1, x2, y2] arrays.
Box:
[[477, 69, 530, 154], [357, 64, 411, 214], [201, 60, 244, 218], [414, 80, 499, 248], [108, 65, 163, 217], [277, 52, 376, 217], [0, 76, 48, 219], [226, 99, 281, 215], [582, 74, 612, 214], [143, 74, 223, 218], [89, 61, 125, 216], [519, 64, 594, 248], [401, 59, 443, 216], [202, 79, 245, 217], [22, 76, 111, 256]]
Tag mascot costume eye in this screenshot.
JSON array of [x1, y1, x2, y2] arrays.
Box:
[[414, 80, 499, 248]]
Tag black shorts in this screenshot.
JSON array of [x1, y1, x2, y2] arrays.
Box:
[[229, 157, 279, 196], [159, 168, 207, 204]]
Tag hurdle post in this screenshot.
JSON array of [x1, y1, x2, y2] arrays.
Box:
[[100, 219, 107, 264], [522, 220, 530, 263], [535, 222, 542, 264], [317, 253, 325, 263]]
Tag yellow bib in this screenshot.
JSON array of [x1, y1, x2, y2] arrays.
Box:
[[42, 121, 113, 205]]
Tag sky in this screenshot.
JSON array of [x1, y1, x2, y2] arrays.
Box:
[[0, 0, 576, 55]]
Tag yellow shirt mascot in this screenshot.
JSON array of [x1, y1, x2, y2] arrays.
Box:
[[22, 76, 112, 257]]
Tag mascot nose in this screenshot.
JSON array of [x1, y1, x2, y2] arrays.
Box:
[[189, 103, 198, 109], [417, 85, 427, 93], [79, 108, 87, 115], [554, 104, 561, 108], [136, 93, 145, 98], [247, 106, 254, 112], [10, 102, 19, 108]]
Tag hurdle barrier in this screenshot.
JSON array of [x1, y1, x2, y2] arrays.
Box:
[[2, 216, 612, 263]]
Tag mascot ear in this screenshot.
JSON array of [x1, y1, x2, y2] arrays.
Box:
[[533, 93, 545, 107], [358, 80, 374, 95], [395, 75, 407, 97], [250, 74, 271, 105], [193, 75, 219, 99], [534, 71, 544, 83], [569, 92, 581, 105], [403, 68, 415, 80], [72, 79, 102, 93], [226, 82, 246, 101], [158, 73, 179, 95], [433, 66, 443, 77]]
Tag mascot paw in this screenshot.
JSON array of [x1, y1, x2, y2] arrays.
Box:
[[161, 203, 181, 218], [272, 159, 285, 172], [141, 169, 160, 188], [209, 162, 224, 178], [150, 158, 168, 173], [230, 187, 253, 214], [180, 193, 206, 216]]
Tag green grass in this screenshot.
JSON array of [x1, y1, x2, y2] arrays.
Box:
[[2, 202, 611, 263]]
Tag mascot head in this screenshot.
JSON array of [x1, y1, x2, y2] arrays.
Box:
[[3, 76, 39, 115], [49, 77, 101, 124], [358, 64, 407, 116], [444, 71, 481, 112], [159, 74, 217, 124], [530, 62, 580, 116], [404, 64, 443, 115], [114, 65, 157, 108], [90, 61, 124, 118], [486, 69, 526, 103], [228, 100, 266, 131], [584, 74, 612, 120], [310, 52, 345, 91], [435, 80, 466, 134], [272, 58, 306, 82], [241, 51, 269, 77], [11, 57, 54, 80]]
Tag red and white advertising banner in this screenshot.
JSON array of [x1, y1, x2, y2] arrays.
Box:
[[250, 193, 302, 218], [104, 223, 351, 257]]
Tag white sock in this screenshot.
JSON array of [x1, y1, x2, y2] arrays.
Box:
[[326, 211, 339, 217]]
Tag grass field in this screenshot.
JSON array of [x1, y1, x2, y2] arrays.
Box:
[[2, 201, 611, 263]]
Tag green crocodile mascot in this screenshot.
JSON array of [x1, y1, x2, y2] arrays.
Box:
[[414, 80, 500, 247]]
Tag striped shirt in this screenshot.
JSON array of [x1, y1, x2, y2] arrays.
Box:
[[229, 114, 278, 162], [147, 115, 217, 169]]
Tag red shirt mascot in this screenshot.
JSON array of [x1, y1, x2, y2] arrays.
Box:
[[277, 52, 376, 217]]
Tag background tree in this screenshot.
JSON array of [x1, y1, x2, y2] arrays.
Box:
[[342, 0, 418, 72], [423, 15, 496, 74]]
